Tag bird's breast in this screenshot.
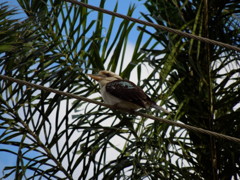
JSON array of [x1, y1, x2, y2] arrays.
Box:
[[100, 85, 122, 105]]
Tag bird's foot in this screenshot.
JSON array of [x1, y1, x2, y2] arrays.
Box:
[[112, 103, 136, 114]]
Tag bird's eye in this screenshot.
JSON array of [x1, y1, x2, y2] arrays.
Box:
[[105, 73, 111, 77]]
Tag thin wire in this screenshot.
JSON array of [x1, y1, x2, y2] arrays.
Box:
[[1, 74, 240, 144], [64, 0, 240, 52]]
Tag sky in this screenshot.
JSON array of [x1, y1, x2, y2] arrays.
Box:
[[6, 0, 149, 44], [0, 0, 156, 179]]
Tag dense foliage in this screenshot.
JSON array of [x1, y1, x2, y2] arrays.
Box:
[[0, 0, 239, 179], [141, 0, 240, 179]]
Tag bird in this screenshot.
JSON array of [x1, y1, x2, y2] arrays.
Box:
[[87, 70, 170, 114]]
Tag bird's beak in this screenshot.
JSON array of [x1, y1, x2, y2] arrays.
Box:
[[87, 74, 103, 81]]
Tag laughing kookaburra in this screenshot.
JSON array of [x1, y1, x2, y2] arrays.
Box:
[[87, 70, 170, 114]]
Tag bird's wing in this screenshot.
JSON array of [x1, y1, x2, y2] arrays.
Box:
[[105, 80, 153, 108]]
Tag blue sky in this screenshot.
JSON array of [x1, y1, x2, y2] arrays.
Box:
[[7, 0, 149, 44], [0, 0, 152, 179], [93, 0, 149, 43]]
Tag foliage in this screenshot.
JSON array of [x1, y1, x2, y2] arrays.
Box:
[[141, 0, 240, 179], [0, 0, 240, 179], [0, 0, 176, 179]]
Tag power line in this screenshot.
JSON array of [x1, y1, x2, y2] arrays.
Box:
[[64, 0, 240, 52], [1, 74, 240, 144]]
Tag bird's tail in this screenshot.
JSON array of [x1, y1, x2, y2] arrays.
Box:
[[151, 104, 170, 114]]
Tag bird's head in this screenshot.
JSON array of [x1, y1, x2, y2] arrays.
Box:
[[87, 70, 122, 86]]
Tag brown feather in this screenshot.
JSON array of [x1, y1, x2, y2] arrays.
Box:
[[106, 80, 154, 108]]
